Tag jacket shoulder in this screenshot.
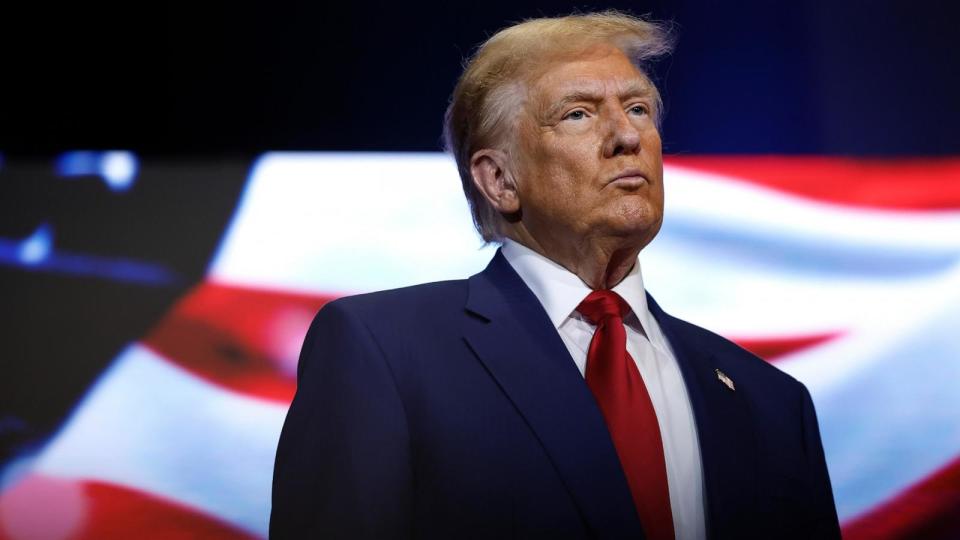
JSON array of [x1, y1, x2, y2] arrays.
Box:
[[312, 279, 470, 333], [326, 279, 467, 311]]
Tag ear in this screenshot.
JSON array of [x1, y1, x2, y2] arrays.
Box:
[[469, 149, 521, 214]]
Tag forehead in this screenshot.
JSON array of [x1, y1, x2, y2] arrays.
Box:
[[529, 47, 651, 102]]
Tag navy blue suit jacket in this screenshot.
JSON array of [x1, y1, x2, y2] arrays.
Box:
[[270, 251, 841, 539]]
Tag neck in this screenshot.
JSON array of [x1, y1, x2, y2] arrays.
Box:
[[507, 230, 640, 290]]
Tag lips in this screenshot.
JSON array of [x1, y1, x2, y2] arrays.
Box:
[[607, 168, 647, 186]]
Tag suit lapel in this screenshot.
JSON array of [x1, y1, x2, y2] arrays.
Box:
[[463, 251, 643, 539], [647, 294, 759, 540]]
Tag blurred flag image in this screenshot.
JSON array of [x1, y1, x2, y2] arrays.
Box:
[[1, 153, 958, 539]]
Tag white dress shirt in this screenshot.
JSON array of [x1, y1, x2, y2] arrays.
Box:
[[501, 239, 706, 540]]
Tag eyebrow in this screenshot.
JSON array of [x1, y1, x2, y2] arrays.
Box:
[[542, 80, 654, 120]]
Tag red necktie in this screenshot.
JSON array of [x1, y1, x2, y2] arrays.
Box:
[[578, 290, 675, 540]]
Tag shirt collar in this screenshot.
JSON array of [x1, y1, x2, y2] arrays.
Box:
[[500, 238, 653, 335]]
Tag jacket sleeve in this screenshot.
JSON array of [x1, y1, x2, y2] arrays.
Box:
[[799, 384, 842, 539], [270, 300, 413, 539]]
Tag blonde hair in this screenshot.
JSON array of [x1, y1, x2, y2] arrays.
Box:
[[443, 11, 674, 242]]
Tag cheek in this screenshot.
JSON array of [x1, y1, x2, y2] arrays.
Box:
[[643, 128, 663, 157], [642, 130, 665, 197], [533, 143, 593, 192], [552, 142, 601, 185]]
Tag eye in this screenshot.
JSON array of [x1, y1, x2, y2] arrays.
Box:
[[628, 104, 649, 116], [562, 109, 587, 121]]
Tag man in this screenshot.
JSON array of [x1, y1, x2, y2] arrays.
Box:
[[271, 11, 841, 540]]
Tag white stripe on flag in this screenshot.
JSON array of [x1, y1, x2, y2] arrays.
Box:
[[777, 260, 960, 520], [208, 152, 497, 295], [32, 343, 287, 537]]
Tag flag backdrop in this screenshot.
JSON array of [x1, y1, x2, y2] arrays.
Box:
[[1, 152, 958, 539]]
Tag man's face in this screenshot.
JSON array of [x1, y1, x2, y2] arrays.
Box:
[[513, 46, 664, 251]]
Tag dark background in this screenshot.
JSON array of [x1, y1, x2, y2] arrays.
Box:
[[3, 0, 958, 156]]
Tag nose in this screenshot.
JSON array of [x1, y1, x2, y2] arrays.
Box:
[[602, 109, 642, 158]]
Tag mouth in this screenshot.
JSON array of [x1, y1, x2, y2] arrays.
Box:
[[606, 168, 648, 188]]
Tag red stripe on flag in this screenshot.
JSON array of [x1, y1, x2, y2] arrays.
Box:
[[0, 475, 257, 540], [666, 156, 960, 211], [142, 281, 338, 403], [731, 332, 841, 362], [842, 457, 960, 540]]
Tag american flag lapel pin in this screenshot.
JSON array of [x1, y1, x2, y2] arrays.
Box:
[[715, 368, 735, 391]]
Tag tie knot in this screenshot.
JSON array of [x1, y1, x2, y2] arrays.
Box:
[[576, 290, 631, 325]]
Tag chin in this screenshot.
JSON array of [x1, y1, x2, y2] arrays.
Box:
[[607, 201, 662, 235]]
